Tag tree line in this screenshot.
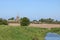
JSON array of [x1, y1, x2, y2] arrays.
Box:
[[32, 18, 60, 24], [0, 17, 60, 26]]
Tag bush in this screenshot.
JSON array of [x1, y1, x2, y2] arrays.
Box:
[[0, 18, 8, 25], [20, 17, 30, 26], [8, 17, 14, 20], [2, 19, 8, 25], [0, 18, 3, 25]]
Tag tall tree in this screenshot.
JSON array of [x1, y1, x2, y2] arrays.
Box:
[[20, 17, 30, 26]]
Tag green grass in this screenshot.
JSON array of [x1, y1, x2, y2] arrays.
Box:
[[0, 25, 60, 40], [0, 25, 48, 40], [50, 28, 60, 34]]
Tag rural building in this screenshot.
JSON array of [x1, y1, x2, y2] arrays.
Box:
[[8, 16, 20, 26]]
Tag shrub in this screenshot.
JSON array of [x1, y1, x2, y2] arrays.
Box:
[[8, 17, 14, 20], [20, 17, 30, 26], [2, 19, 8, 25], [0, 18, 3, 25], [0, 18, 8, 25]]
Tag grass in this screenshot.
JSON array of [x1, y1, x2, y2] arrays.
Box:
[[0, 25, 48, 40], [50, 28, 60, 34], [0, 25, 60, 40]]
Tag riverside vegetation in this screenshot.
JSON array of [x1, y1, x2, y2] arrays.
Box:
[[0, 17, 60, 40], [0, 25, 60, 40]]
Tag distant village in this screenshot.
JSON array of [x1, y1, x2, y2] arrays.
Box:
[[8, 16, 60, 26], [0, 15, 60, 26]]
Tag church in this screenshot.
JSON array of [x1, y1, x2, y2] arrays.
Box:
[[8, 16, 20, 26]]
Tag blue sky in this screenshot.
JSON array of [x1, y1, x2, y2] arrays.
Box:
[[0, 0, 60, 20]]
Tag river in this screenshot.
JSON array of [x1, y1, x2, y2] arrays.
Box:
[[45, 32, 60, 40]]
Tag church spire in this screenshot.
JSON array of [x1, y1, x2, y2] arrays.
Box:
[[15, 13, 20, 23]]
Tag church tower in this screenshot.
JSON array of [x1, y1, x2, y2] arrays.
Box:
[[15, 15, 20, 23]]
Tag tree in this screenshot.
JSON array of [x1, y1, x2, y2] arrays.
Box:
[[0, 18, 3, 25], [39, 18, 54, 24], [0, 18, 8, 25], [8, 17, 14, 20], [45, 18, 54, 23], [2, 19, 8, 25], [20, 17, 30, 26], [39, 18, 45, 23]]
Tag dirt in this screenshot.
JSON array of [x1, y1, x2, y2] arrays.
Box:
[[29, 24, 60, 28], [8, 23, 60, 28], [8, 23, 20, 26]]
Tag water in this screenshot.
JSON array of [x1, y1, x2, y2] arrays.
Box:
[[45, 32, 60, 40]]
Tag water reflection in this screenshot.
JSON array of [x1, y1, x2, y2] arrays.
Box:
[[45, 32, 60, 40]]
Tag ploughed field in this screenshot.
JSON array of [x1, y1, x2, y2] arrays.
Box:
[[8, 23, 60, 28], [30, 24, 60, 28]]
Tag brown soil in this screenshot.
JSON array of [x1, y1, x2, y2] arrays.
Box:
[[8, 23, 20, 26], [29, 24, 60, 28], [8, 23, 60, 28]]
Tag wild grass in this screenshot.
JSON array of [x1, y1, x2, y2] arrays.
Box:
[[0, 25, 48, 40], [50, 28, 60, 34], [0, 25, 60, 40]]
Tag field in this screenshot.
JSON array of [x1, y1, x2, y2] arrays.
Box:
[[0, 25, 60, 40], [30, 24, 60, 28], [8, 23, 60, 28]]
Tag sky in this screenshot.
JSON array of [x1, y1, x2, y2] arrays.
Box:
[[0, 0, 60, 20]]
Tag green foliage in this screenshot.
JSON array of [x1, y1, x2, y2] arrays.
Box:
[[0, 18, 8, 25], [2, 19, 8, 25], [0, 18, 3, 25], [54, 20, 60, 24], [44, 18, 54, 23], [39, 18, 60, 24], [20, 17, 30, 26], [50, 28, 60, 33], [39, 18, 45, 23], [0, 25, 60, 40], [8, 17, 14, 20]]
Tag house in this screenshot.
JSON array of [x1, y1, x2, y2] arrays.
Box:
[[8, 16, 20, 26]]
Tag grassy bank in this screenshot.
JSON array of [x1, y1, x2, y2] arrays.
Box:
[[0, 25, 48, 40], [0, 25, 60, 40], [50, 28, 60, 34]]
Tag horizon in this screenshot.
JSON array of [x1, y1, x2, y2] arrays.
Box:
[[0, 0, 60, 20]]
